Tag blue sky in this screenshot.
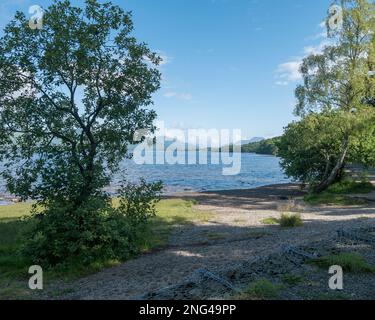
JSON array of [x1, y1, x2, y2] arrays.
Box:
[[0, 0, 333, 139]]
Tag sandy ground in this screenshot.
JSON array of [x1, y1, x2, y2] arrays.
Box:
[[43, 183, 375, 300]]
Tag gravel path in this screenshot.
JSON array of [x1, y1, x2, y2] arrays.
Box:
[[50, 183, 375, 300]]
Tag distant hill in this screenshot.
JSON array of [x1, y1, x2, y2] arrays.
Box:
[[128, 136, 199, 151], [241, 137, 280, 155], [234, 137, 265, 146]]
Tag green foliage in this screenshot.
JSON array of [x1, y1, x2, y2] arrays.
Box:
[[0, 0, 161, 205], [311, 253, 375, 273], [117, 179, 163, 225], [261, 213, 302, 227], [241, 137, 280, 155], [304, 179, 372, 205], [277, 110, 375, 189], [279, 213, 303, 228], [239, 278, 283, 300], [281, 274, 304, 286], [0, 0, 163, 265], [23, 181, 162, 266], [327, 179, 374, 194], [0, 198, 207, 299], [304, 193, 367, 206], [278, 0, 375, 192], [261, 217, 279, 225]]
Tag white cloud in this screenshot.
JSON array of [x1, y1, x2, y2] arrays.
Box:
[[275, 60, 302, 84], [275, 22, 332, 86], [143, 50, 173, 68], [163, 91, 192, 101], [157, 51, 173, 66]]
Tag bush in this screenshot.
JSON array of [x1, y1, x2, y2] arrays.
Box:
[[23, 180, 162, 267], [261, 212, 303, 228], [116, 179, 163, 226], [279, 213, 303, 228]]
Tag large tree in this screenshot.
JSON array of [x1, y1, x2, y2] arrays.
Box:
[[0, 0, 161, 207], [278, 109, 375, 189], [287, 0, 375, 192]]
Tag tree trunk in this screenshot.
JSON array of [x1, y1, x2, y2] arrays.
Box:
[[314, 138, 349, 193]]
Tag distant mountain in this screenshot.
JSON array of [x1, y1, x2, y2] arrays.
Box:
[[129, 136, 199, 151], [234, 137, 265, 145]]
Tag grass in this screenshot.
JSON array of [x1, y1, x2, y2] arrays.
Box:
[[205, 232, 228, 241], [148, 199, 212, 248], [281, 274, 304, 286], [328, 179, 374, 194], [304, 193, 368, 206], [314, 292, 350, 300], [304, 179, 373, 206], [261, 217, 279, 225], [238, 278, 283, 300], [310, 253, 375, 273], [261, 213, 303, 228], [0, 198, 211, 299]]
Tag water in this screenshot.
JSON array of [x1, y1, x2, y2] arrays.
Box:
[[111, 152, 290, 194], [0, 152, 290, 197]]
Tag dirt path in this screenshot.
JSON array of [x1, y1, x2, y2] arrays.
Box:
[[53, 184, 375, 300]]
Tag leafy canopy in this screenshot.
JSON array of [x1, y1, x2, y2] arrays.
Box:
[[0, 0, 161, 205]]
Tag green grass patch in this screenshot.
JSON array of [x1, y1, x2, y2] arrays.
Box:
[[205, 232, 228, 241], [327, 179, 374, 194], [261, 217, 279, 225], [314, 292, 350, 300], [281, 274, 304, 286], [304, 179, 373, 206], [0, 198, 211, 299], [310, 253, 375, 273], [238, 278, 283, 300], [304, 193, 368, 206]]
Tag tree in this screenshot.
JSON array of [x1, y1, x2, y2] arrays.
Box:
[[0, 0, 161, 207], [283, 0, 375, 192], [277, 109, 375, 189], [0, 0, 162, 264]]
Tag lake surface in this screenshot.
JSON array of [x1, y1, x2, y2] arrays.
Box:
[[111, 152, 290, 194], [0, 152, 290, 201]]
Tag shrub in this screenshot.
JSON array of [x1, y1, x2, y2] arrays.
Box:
[[23, 180, 162, 267], [279, 213, 303, 228], [116, 179, 163, 226]]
